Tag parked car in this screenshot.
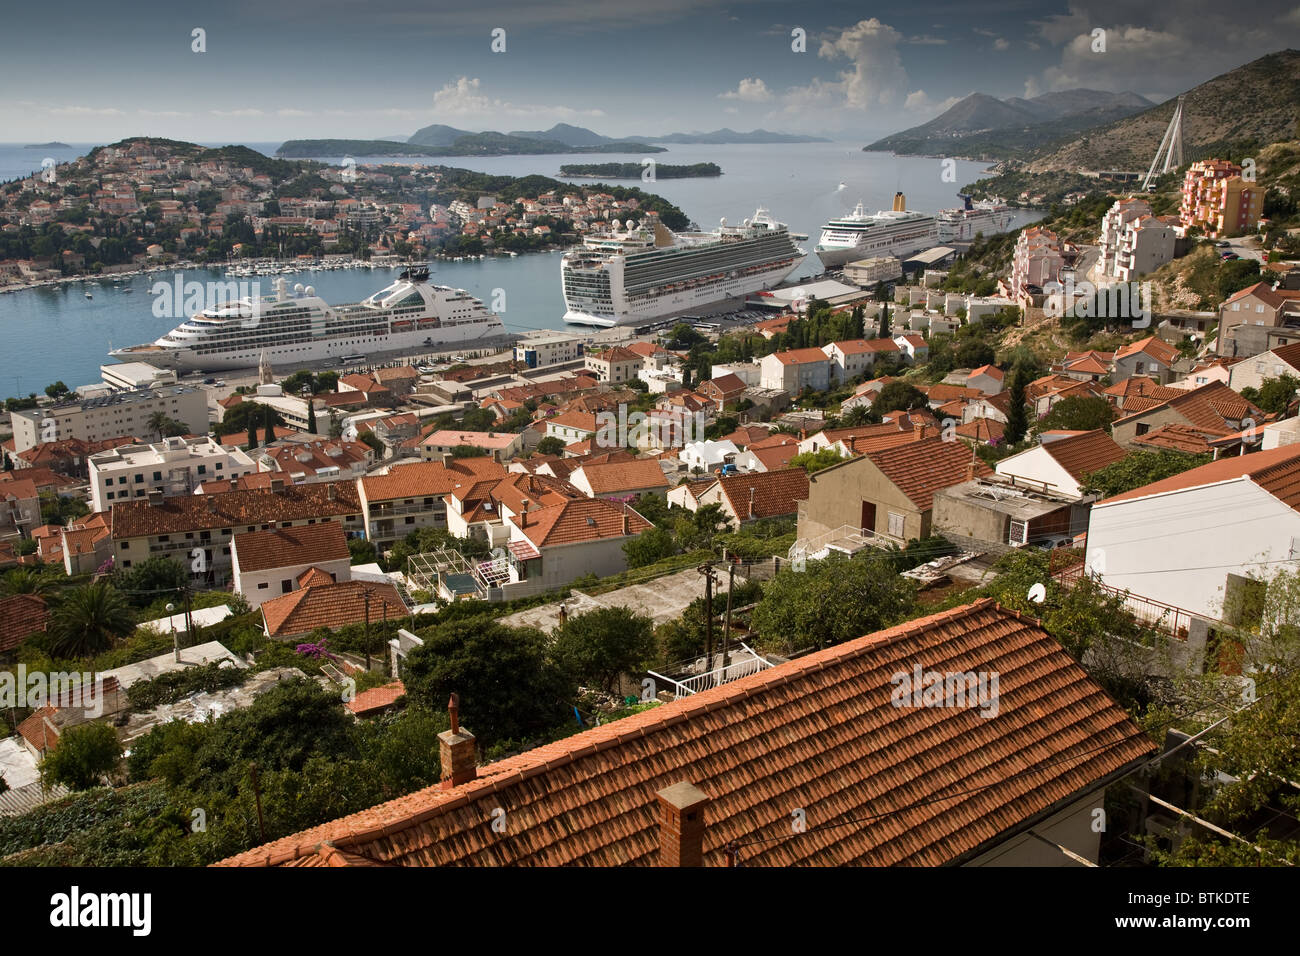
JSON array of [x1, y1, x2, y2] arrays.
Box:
[[714, 463, 740, 477]]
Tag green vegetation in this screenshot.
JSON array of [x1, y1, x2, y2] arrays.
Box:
[[1084, 450, 1214, 497], [559, 162, 721, 179], [40, 722, 123, 791]]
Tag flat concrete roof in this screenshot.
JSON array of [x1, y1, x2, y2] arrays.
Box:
[[99, 640, 245, 690]]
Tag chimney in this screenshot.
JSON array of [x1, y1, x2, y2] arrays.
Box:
[[559, 603, 568, 627], [621, 505, 630, 535], [439, 693, 477, 790], [657, 781, 710, 867], [520, 498, 529, 526], [748, 486, 756, 519], [146, 489, 164, 507], [327, 482, 336, 501], [914, 421, 928, 441], [206, 495, 217, 513], [270, 477, 285, 493]]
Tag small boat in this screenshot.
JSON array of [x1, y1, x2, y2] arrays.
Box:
[[84, 291, 92, 298]]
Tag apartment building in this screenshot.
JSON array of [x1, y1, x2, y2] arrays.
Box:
[[88, 436, 256, 512], [1180, 159, 1263, 238], [515, 331, 586, 368], [1007, 226, 1065, 305], [357, 457, 506, 548], [10, 385, 209, 454], [584, 346, 644, 385]]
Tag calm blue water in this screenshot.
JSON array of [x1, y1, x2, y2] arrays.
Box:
[[0, 141, 1039, 394]]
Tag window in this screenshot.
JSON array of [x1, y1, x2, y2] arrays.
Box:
[[281, 579, 292, 593], [122, 560, 132, 568], [119, 541, 129, 550], [887, 512, 905, 537], [405, 516, 415, 525], [197, 465, 206, 475], [152, 471, 162, 481], [118, 476, 126, 485], [257, 582, 269, 590], [1135, 423, 1150, 436], [134, 474, 143, 483]]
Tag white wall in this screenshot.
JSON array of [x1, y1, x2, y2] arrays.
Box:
[[1086, 479, 1300, 620], [234, 555, 352, 610], [996, 445, 1084, 498]]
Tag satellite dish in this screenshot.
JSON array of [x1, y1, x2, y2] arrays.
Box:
[[720, 217, 727, 227], [743, 218, 751, 227], [1028, 582, 1046, 604], [626, 219, 635, 231]]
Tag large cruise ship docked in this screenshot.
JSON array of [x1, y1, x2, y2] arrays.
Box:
[[814, 193, 938, 269], [561, 208, 805, 327], [936, 193, 1013, 243], [109, 270, 505, 371]]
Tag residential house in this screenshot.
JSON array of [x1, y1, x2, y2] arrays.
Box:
[[965, 365, 1005, 395], [502, 498, 652, 595], [260, 578, 408, 640], [0, 478, 41, 540], [759, 348, 831, 396], [994, 430, 1127, 499], [796, 435, 990, 545], [696, 374, 747, 412], [821, 338, 899, 383], [416, 429, 524, 463], [359, 458, 506, 549], [585, 346, 643, 385], [0, 593, 49, 653], [733, 434, 801, 473], [1227, 341, 1300, 393], [692, 469, 809, 529], [218, 600, 1154, 868], [1109, 382, 1263, 450], [1215, 282, 1300, 359], [1084, 444, 1300, 622], [1111, 336, 1180, 384], [232, 522, 352, 609], [110, 481, 363, 586], [569, 458, 669, 501]]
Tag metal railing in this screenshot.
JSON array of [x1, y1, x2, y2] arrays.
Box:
[[1053, 560, 1198, 639], [788, 524, 903, 563], [647, 643, 774, 698]]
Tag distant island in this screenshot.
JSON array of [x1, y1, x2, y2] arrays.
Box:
[[278, 133, 666, 159], [25, 142, 71, 149], [638, 129, 830, 144], [559, 162, 722, 179]]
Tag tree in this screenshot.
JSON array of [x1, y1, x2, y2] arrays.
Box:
[[535, 436, 565, 457], [954, 339, 997, 369], [873, 381, 928, 414], [752, 552, 916, 653], [877, 302, 890, 340], [1248, 374, 1300, 415], [40, 722, 122, 790], [841, 404, 873, 427], [402, 618, 575, 748], [47, 582, 136, 659], [147, 411, 170, 441], [1003, 364, 1032, 445], [44, 381, 69, 399], [674, 503, 730, 551], [790, 447, 843, 473], [348, 537, 377, 565], [1037, 396, 1115, 433], [306, 401, 318, 434], [2, 566, 55, 596], [114, 556, 188, 603], [624, 525, 677, 567], [552, 607, 657, 695], [1084, 450, 1212, 497]]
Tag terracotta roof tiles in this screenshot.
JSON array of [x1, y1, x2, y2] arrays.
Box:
[[233, 522, 349, 573], [866, 437, 992, 510]]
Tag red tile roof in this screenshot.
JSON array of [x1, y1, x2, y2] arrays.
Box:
[[1114, 335, 1179, 366], [575, 458, 669, 495], [361, 458, 505, 502], [112, 483, 361, 539], [261, 580, 407, 638], [715, 468, 810, 520], [1101, 443, 1300, 508], [1039, 430, 1127, 481], [233, 522, 349, 573], [772, 347, 830, 365], [866, 437, 992, 510], [510, 497, 652, 547], [0, 593, 49, 652], [216, 599, 1155, 867]]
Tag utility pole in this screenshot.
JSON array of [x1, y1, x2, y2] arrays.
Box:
[[698, 562, 715, 676], [182, 587, 194, 659], [249, 763, 266, 842], [721, 558, 736, 672], [363, 590, 372, 670]]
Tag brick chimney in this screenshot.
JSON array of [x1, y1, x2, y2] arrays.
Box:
[[657, 781, 711, 867], [621, 505, 630, 535], [327, 482, 337, 501], [439, 693, 477, 790], [520, 498, 529, 527], [747, 486, 756, 519]]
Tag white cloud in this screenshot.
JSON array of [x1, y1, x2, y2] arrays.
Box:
[[49, 106, 125, 116], [993, 38, 1010, 51], [719, 77, 773, 102], [908, 34, 947, 45], [800, 18, 910, 110], [431, 76, 604, 122], [209, 109, 264, 118], [904, 90, 964, 116]]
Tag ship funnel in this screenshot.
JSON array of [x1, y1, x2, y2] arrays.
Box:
[[893, 192, 906, 212]]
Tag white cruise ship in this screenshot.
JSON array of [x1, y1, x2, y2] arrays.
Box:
[[110, 270, 505, 371], [561, 209, 804, 328], [814, 193, 938, 269], [936, 193, 1013, 243]]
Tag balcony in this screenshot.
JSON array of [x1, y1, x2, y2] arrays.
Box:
[[1052, 559, 1200, 639]]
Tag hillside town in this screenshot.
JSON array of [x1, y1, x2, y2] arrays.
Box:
[[1, 10, 1299, 905]]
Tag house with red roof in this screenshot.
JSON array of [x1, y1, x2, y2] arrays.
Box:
[[759, 347, 831, 395], [1109, 381, 1264, 450], [217, 599, 1154, 868], [993, 430, 1127, 499], [260, 578, 407, 640], [1216, 282, 1300, 359], [502, 497, 652, 595], [0, 593, 49, 653], [569, 458, 669, 501], [1085, 444, 1300, 623], [821, 338, 899, 382], [965, 364, 1005, 396], [691, 468, 810, 529], [797, 436, 991, 545], [1227, 341, 1300, 394], [232, 522, 352, 609], [359, 457, 505, 548], [1111, 336, 1180, 384]]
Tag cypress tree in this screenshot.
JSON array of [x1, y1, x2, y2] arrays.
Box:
[[1004, 364, 1031, 446]]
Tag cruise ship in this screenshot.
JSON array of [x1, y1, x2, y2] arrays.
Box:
[[109, 270, 505, 371], [561, 208, 805, 328], [814, 193, 938, 269], [936, 193, 1013, 243]]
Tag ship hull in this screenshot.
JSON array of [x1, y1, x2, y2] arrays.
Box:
[[563, 255, 805, 328], [109, 322, 506, 372]]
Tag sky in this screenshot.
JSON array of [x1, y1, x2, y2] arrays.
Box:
[[1, 0, 1299, 145]]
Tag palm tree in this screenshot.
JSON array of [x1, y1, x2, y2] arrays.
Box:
[[47, 582, 135, 660], [2, 567, 54, 597], [147, 411, 169, 441]]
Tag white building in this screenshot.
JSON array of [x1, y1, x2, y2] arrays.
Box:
[[515, 331, 588, 369], [231, 522, 352, 610], [10, 385, 210, 454], [759, 348, 831, 395], [994, 430, 1126, 500], [710, 362, 762, 386], [679, 439, 739, 473], [1085, 445, 1300, 622], [89, 436, 256, 511]]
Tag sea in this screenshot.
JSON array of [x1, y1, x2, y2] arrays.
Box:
[[0, 141, 1040, 394]]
